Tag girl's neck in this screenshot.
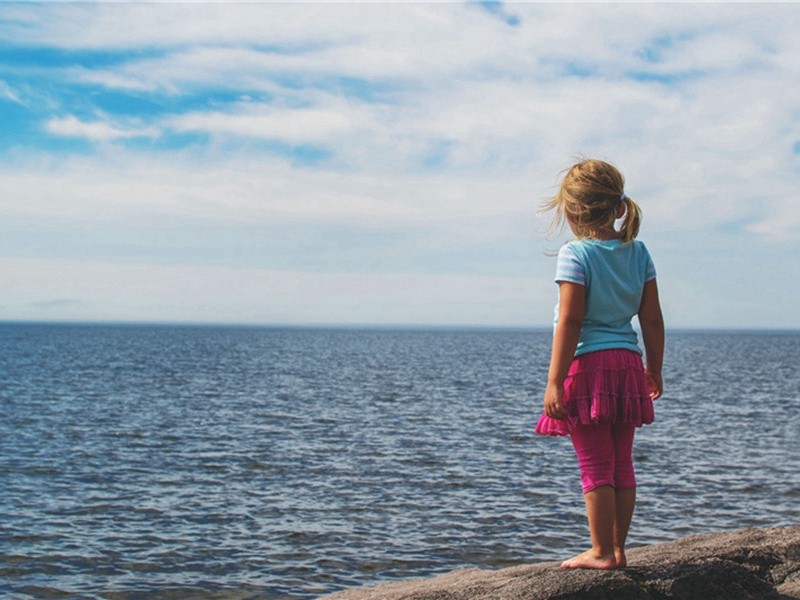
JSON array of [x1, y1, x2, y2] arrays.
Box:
[[583, 228, 621, 242]]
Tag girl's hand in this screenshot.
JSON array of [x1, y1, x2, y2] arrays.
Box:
[[544, 382, 568, 420], [646, 370, 663, 400]]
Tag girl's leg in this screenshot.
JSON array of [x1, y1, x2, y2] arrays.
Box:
[[567, 484, 616, 569], [614, 488, 636, 567], [563, 423, 617, 569], [611, 423, 637, 567]]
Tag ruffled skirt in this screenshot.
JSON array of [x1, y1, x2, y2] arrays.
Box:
[[534, 348, 654, 437]]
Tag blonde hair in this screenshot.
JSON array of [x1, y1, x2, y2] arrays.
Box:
[[543, 159, 641, 244]]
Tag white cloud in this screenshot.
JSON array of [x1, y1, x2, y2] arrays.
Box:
[[1, 3, 490, 54], [168, 102, 357, 143], [0, 80, 22, 104], [45, 115, 159, 142]]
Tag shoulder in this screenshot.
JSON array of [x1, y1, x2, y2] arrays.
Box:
[[561, 238, 596, 257], [556, 241, 586, 284], [558, 240, 582, 258], [631, 239, 657, 278], [558, 240, 592, 266]]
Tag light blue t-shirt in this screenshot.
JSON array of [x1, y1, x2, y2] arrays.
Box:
[[554, 238, 656, 357]]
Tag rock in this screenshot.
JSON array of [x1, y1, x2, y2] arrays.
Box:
[[323, 526, 800, 600]]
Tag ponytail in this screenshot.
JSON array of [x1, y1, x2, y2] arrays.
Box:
[[619, 195, 641, 244]]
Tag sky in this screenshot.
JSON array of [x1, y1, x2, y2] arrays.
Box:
[[1, 2, 799, 329]]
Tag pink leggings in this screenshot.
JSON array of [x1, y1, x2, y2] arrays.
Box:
[[570, 422, 636, 494]]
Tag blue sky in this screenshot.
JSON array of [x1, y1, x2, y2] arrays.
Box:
[[1, 2, 799, 328]]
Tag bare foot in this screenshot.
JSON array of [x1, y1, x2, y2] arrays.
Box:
[[561, 549, 617, 570], [614, 549, 627, 568]]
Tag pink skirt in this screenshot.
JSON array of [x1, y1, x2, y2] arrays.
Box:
[[535, 348, 654, 437]]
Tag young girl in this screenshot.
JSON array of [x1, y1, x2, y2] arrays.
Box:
[[535, 159, 664, 570]]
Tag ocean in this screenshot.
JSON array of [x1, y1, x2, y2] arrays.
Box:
[[1, 323, 798, 599]]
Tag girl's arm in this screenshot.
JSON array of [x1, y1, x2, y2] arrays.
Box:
[[638, 278, 664, 400], [544, 281, 585, 419]]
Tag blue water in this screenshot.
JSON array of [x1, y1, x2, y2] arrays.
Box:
[[1, 324, 798, 599]]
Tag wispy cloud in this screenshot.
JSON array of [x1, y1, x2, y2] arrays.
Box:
[[167, 101, 358, 144], [0, 80, 22, 104], [46, 115, 159, 142]]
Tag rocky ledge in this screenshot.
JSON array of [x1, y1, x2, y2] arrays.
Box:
[[324, 527, 800, 600]]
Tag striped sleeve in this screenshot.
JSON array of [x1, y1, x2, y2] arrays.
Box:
[[643, 246, 657, 282], [555, 243, 585, 285]]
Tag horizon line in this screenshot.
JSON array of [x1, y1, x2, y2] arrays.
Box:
[[1, 319, 799, 335]]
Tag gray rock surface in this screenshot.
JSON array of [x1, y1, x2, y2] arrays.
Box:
[[323, 527, 800, 600]]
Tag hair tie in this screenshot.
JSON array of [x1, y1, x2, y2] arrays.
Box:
[[620, 193, 627, 202]]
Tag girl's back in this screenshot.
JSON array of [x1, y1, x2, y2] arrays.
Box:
[[556, 238, 656, 356]]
